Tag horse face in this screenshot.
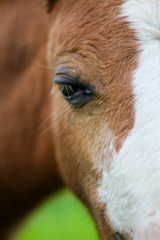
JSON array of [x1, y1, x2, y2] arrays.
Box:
[[48, 0, 160, 239]]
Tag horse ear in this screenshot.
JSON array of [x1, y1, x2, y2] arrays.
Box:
[[46, 0, 57, 13]]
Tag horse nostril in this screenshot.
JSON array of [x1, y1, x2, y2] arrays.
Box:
[[100, 209, 127, 240], [116, 231, 127, 240], [100, 208, 106, 222]]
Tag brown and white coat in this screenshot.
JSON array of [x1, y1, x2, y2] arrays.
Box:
[[0, 0, 160, 240]]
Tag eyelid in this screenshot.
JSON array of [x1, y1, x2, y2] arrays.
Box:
[[55, 68, 80, 82], [54, 74, 91, 91], [54, 70, 96, 108], [54, 75, 78, 85]]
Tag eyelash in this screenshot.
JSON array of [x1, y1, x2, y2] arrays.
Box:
[[54, 73, 95, 107], [60, 84, 82, 98]]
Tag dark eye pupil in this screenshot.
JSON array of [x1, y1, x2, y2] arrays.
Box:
[[60, 84, 81, 98]]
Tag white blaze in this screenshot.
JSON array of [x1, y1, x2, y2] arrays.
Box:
[[98, 0, 160, 238]]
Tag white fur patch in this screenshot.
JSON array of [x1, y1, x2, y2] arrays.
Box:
[[98, 0, 160, 238], [121, 0, 160, 41]]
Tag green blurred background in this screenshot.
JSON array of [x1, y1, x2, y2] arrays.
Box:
[[12, 189, 101, 240]]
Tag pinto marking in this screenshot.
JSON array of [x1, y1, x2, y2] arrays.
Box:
[[99, 1, 160, 239]]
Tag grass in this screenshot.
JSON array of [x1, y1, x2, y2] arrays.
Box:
[[13, 189, 101, 240]]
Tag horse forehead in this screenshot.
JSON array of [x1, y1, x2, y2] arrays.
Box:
[[51, 0, 160, 62], [52, 0, 135, 52], [50, 0, 138, 76]]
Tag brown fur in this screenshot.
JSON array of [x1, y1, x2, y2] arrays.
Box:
[[0, 0, 138, 239]]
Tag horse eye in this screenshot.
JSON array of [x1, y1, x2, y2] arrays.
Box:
[[54, 74, 95, 108], [59, 84, 83, 98]]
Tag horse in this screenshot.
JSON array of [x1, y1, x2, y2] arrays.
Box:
[[1, 0, 160, 239]]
